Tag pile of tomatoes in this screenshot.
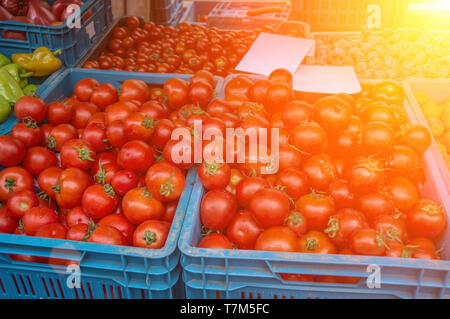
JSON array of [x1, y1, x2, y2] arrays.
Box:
[[192, 69, 447, 283], [0, 70, 221, 265], [82, 16, 276, 77]]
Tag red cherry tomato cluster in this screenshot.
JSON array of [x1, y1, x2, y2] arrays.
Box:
[[82, 16, 277, 77], [0, 70, 221, 265], [193, 69, 446, 284]]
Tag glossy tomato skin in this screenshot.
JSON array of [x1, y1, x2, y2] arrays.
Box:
[[119, 79, 149, 104], [117, 140, 154, 174], [407, 199, 446, 239], [82, 122, 110, 153], [82, 184, 119, 220], [11, 121, 42, 148], [382, 177, 419, 213], [0, 207, 17, 234], [35, 223, 67, 239], [324, 208, 368, 249], [275, 168, 309, 200], [133, 220, 170, 249], [255, 226, 298, 252], [22, 146, 58, 177], [302, 154, 337, 192], [60, 139, 97, 171], [235, 176, 269, 208], [66, 223, 90, 242], [289, 121, 326, 155], [356, 192, 395, 221], [124, 112, 157, 141], [277, 145, 303, 172], [149, 119, 175, 150], [47, 124, 78, 152], [285, 211, 308, 237], [22, 206, 59, 236], [99, 214, 135, 245], [282, 100, 314, 129], [71, 103, 99, 129], [314, 96, 352, 132], [163, 78, 189, 110], [226, 209, 263, 250], [145, 161, 185, 202], [74, 78, 100, 102], [90, 83, 118, 111], [198, 233, 233, 249], [298, 230, 337, 254], [88, 225, 124, 246], [38, 166, 63, 200], [198, 161, 231, 191], [6, 190, 39, 220], [249, 188, 290, 228], [0, 135, 26, 167], [264, 83, 293, 114], [110, 170, 138, 196], [295, 192, 335, 231], [350, 228, 387, 256], [14, 96, 47, 124], [200, 189, 237, 231], [0, 167, 34, 201], [327, 180, 356, 209], [55, 168, 91, 209], [46, 101, 73, 125], [122, 187, 164, 225], [65, 206, 90, 228]]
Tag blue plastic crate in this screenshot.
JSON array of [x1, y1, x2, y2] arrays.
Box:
[[152, 0, 183, 25], [0, 68, 226, 299], [0, 0, 112, 67], [206, 1, 291, 31], [178, 78, 450, 300]]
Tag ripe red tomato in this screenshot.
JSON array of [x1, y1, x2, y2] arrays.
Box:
[[198, 233, 233, 250], [198, 161, 231, 191], [47, 124, 78, 152], [0, 206, 17, 234], [124, 112, 157, 141], [382, 177, 419, 212], [106, 120, 127, 148], [88, 225, 124, 246], [145, 161, 185, 202], [361, 121, 395, 155], [298, 230, 336, 254], [66, 206, 90, 228], [66, 223, 90, 242], [35, 223, 67, 239], [236, 176, 269, 208], [314, 96, 352, 132], [11, 121, 42, 148], [324, 208, 368, 248], [46, 101, 73, 125], [350, 228, 387, 256], [6, 190, 38, 220], [90, 83, 118, 111], [110, 170, 138, 196], [289, 121, 326, 155], [74, 78, 100, 102], [295, 192, 335, 231], [275, 168, 309, 200], [255, 226, 298, 252], [55, 168, 91, 209], [225, 209, 263, 250], [82, 122, 110, 153], [163, 78, 189, 110], [60, 139, 97, 171], [122, 187, 164, 225], [356, 192, 395, 221], [117, 140, 154, 174], [22, 206, 59, 235], [303, 154, 337, 191], [119, 79, 149, 104], [0, 167, 34, 201], [22, 146, 58, 177], [407, 199, 446, 239], [349, 157, 386, 195], [264, 83, 293, 114], [105, 101, 139, 125], [249, 188, 290, 228], [82, 184, 119, 220], [200, 189, 237, 231], [284, 211, 308, 237], [282, 100, 314, 129], [71, 102, 99, 129], [0, 135, 26, 167], [99, 214, 135, 245], [14, 96, 47, 123], [269, 68, 293, 87], [133, 220, 170, 249]]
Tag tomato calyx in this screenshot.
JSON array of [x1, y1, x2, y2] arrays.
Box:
[[286, 211, 303, 226], [153, 148, 164, 162], [142, 187, 153, 198], [72, 146, 96, 162], [52, 178, 61, 194], [305, 237, 318, 251], [142, 230, 157, 245], [401, 245, 420, 258], [94, 162, 107, 184], [324, 217, 339, 239], [159, 171, 175, 198], [375, 231, 390, 250], [37, 191, 53, 209], [47, 135, 57, 150], [22, 117, 38, 129], [421, 203, 442, 216], [18, 219, 25, 234], [203, 161, 224, 175], [5, 178, 15, 194], [81, 220, 98, 242], [241, 168, 257, 178], [103, 184, 116, 197], [142, 115, 157, 129], [384, 227, 403, 245], [201, 225, 221, 237]]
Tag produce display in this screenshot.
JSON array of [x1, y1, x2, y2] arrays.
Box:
[[186, 70, 447, 282], [311, 27, 450, 80], [0, 0, 87, 40], [81, 16, 277, 76], [0, 71, 223, 264], [414, 90, 450, 170]]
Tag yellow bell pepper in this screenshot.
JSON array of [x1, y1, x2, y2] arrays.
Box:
[[12, 47, 62, 77]]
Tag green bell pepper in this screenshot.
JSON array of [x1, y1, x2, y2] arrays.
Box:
[[0, 95, 12, 124], [0, 68, 24, 104], [1, 64, 34, 89], [23, 84, 40, 96], [0, 54, 11, 68]]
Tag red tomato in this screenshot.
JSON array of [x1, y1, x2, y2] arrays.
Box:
[[356, 192, 395, 221], [0, 167, 34, 201], [314, 96, 352, 132], [71, 102, 99, 129], [255, 226, 298, 252], [324, 208, 368, 248], [236, 176, 269, 208], [106, 120, 127, 148], [82, 184, 119, 220], [200, 189, 237, 231], [90, 83, 118, 111], [11, 120, 41, 148], [124, 112, 157, 141], [55, 168, 91, 209], [14, 96, 47, 123], [99, 214, 135, 245], [74, 78, 100, 102], [327, 180, 356, 209], [47, 124, 78, 152], [264, 83, 293, 114], [350, 228, 387, 256], [282, 100, 314, 129], [0, 135, 26, 167], [269, 68, 293, 87], [119, 79, 149, 104], [22, 206, 59, 235], [302, 154, 337, 191], [198, 161, 231, 191], [133, 220, 170, 249], [35, 223, 67, 239], [117, 140, 154, 174], [226, 209, 263, 250], [37, 166, 63, 200], [88, 225, 124, 246], [82, 122, 110, 153], [289, 121, 326, 155], [145, 161, 186, 202], [198, 233, 233, 250], [295, 192, 335, 231], [46, 101, 73, 125], [60, 139, 97, 171], [298, 230, 337, 254], [22, 146, 58, 177], [163, 78, 189, 110], [110, 170, 138, 196], [6, 190, 38, 220], [122, 187, 164, 225], [407, 199, 446, 239], [66, 206, 90, 228], [249, 188, 290, 228], [0, 207, 17, 234], [284, 211, 308, 237]]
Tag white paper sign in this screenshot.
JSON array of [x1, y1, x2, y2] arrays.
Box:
[[293, 65, 362, 94], [235, 33, 315, 76]]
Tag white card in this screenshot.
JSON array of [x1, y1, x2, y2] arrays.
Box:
[[235, 33, 315, 76], [293, 65, 362, 94]]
